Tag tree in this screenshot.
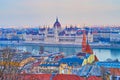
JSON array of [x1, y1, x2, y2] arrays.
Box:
[[0, 48, 33, 80]]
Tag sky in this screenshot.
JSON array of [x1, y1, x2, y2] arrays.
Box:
[[0, 0, 120, 27]]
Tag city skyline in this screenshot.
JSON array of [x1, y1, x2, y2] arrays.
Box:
[[0, 0, 120, 27]]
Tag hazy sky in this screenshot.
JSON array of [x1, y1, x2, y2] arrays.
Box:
[[0, 0, 120, 27]]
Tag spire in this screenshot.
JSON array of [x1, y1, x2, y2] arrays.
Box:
[[85, 33, 93, 54], [82, 30, 93, 54], [56, 17, 58, 22], [87, 34, 89, 44], [82, 30, 87, 52], [85, 43, 93, 54], [81, 29, 99, 62]]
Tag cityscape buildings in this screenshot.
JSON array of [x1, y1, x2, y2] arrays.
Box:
[[0, 0, 120, 80], [0, 18, 120, 46], [0, 20, 120, 79]]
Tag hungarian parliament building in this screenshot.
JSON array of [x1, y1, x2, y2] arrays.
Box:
[[23, 18, 93, 44], [1, 18, 120, 44]]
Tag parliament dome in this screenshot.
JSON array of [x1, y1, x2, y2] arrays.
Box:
[[53, 18, 61, 28]]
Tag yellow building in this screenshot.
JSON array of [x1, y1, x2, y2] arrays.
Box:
[[59, 63, 72, 74], [58, 57, 84, 74], [32, 62, 59, 73], [59, 53, 96, 74]]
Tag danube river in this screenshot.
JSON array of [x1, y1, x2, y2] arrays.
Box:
[[0, 44, 120, 61]]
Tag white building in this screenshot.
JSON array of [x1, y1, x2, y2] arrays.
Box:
[[23, 18, 93, 44]]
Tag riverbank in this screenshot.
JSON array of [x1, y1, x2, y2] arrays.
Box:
[[0, 41, 120, 49]]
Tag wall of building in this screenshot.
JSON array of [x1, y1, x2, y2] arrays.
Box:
[[59, 63, 72, 74]]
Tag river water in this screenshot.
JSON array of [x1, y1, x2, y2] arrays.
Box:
[[0, 44, 120, 61]]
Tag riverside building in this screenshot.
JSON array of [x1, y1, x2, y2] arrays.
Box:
[[23, 18, 93, 44]]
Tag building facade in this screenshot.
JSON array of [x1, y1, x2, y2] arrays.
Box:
[[23, 18, 93, 44]]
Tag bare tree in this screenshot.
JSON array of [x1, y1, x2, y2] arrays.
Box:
[[0, 48, 19, 80], [0, 48, 33, 80]]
